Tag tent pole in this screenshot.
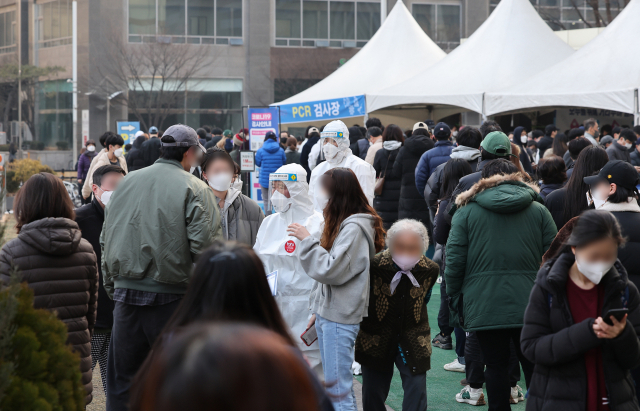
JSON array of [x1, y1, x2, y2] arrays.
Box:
[[481, 93, 487, 122], [635, 89, 639, 127], [381, 0, 387, 25]]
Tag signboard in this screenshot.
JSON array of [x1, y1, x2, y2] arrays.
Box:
[[277, 95, 365, 124], [248, 107, 280, 151], [81, 110, 89, 146], [116, 121, 141, 150], [240, 151, 255, 172], [556, 108, 635, 131], [250, 169, 263, 211]]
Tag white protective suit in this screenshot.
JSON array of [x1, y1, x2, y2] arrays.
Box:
[[253, 164, 325, 375], [308, 120, 375, 212]]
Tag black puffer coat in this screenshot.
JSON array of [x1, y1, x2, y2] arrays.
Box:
[[126, 135, 147, 171], [389, 134, 434, 224], [373, 147, 401, 230], [521, 252, 640, 411], [602, 202, 640, 290]]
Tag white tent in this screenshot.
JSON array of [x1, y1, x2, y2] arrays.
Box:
[[366, 0, 575, 117], [486, 0, 640, 118], [272, 1, 445, 121]]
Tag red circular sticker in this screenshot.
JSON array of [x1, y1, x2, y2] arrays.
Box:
[[284, 240, 296, 253]]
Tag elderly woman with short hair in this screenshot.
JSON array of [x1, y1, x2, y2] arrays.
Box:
[[355, 219, 439, 411]]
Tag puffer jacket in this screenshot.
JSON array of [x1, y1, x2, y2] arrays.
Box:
[[415, 140, 453, 196], [101, 159, 222, 298], [0, 218, 98, 404], [445, 173, 557, 331], [373, 145, 401, 230], [390, 134, 434, 224], [522, 253, 640, 411], [631, 149, 640, 167], [219, 188, 265, 246], [126, 135, 147, 172], [601, 200, 640, 290], [256, 139, 286, 188], [77, 150, 96, 182], [356, 250, 439, 375], [141, 137, 162, 167]]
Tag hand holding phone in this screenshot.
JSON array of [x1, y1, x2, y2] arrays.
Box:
[[301, 324, 318, 346], [603, 308, 628, 326]]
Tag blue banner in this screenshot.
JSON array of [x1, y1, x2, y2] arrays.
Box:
[[276, 95, 366, 124]]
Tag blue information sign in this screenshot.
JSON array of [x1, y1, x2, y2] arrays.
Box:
[[116, 121, 141, 149], [276, 95, 365, 124]]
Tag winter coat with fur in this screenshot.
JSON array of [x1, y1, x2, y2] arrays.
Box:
[[444, 173, 557, 331]]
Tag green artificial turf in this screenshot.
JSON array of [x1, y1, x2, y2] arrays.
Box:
[[356, 283, 527, 411]]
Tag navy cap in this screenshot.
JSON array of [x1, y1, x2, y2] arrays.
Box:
[[434, 122, 451, 139]]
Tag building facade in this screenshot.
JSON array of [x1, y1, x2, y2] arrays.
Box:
[[0, 0, 627, 152]]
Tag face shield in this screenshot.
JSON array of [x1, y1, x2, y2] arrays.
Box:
[[268, 164, 314, 222], [320, 120, 351, 164]]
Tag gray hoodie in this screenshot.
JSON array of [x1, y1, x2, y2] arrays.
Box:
[[299, 213, 376, 324]]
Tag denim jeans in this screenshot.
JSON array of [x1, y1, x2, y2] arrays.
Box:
[[316, 314, 360, 411], [260, 186, 272, 216]]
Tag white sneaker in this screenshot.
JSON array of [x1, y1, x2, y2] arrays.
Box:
[[456, 385, 486, 406], [352, 360, 362, 376], [436, 276, 443, 284], [510, 385, 525, 404], [444, 358, 466, 373]]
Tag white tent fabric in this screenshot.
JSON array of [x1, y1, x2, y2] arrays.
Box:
[[272, 1, 445, 106], [366, 0, 575, 115], [486, 0, 640, 116]]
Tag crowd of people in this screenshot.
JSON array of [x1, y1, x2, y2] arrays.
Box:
[[3, 116, 640, 411]]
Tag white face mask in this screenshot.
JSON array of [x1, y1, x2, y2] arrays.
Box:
[[590, 187, 609, 209], [452, 131, 458, 138], [576, 256, 615, 285], [316, 189, 330, 210], [98, 188, 113, 206], [232, 176, 243, 191], [624, 142, 633, 149], [87, 145, 96, 152], [323, 143, 346, 164], [271, 191, 292, 213], [392, 254, 421, 272], [520, 136, 528, 144], [206, 172, 232, 192], [114, 148, 123, 157]]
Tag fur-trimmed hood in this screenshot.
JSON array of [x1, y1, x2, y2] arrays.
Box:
[[455, 173, 542, 214]]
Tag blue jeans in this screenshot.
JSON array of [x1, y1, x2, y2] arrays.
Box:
[[316, 314, 360, 411]]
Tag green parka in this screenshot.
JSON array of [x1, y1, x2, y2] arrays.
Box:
[[444, 173, 557, 332], [101, 158, 222, 298]]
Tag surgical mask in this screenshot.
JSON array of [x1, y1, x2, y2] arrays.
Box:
[[317, 190, 330, 210], [452, 131, 458, 138], [322, 143, 343, 163], [87, 145, 96, 152], [271, 191, 292, 213], [98, 188, 113, 206], [207, 172, 232, 192], [624, 142, 633, 149], [520, 136, 528, 144], [575, 256, 614, 285], [232, 176, 243, 191], [590, 187, 608, 209], [114, 148, 123, 157], [392, 254, 421, 272]]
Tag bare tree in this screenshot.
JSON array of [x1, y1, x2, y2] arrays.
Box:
[[96, 31, 210, 131], [0, 58, 65, 138]]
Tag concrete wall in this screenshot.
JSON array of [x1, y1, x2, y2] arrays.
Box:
[[26, 150, 74, 170]]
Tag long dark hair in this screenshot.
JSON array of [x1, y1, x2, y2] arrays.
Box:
[[14, 172, 75, 233], [440, 159, 473, 200], [320, 168, 385, 252], [131, 324, 319, 411], [552, 132, 568, 157], [563, 146, 609, 223], [559, 210, 625, 255]]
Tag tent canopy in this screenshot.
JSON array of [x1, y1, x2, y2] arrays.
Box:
[[486, 0, 640, 116], [366, 0, 575, 115], [271, 1, 446, 124]]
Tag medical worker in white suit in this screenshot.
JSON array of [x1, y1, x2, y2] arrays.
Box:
[[308, 120, 375, 212], [253, 163, 324, 375]]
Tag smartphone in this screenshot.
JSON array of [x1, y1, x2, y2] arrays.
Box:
[[603, 308, 628, 325], [300, 324, 318, 346]]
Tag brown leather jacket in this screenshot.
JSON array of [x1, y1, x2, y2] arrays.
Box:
[[0, 217, 99, 404]]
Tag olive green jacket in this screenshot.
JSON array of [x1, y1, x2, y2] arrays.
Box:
[[100, 158, 222, 298]]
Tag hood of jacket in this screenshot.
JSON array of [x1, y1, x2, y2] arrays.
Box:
[[341, 213, 376, 257], [455, 173, 542, 214], [382, 140, 402, 151], [18, 217, 83, 256], [133, 135, 146, 149], [450, 145, 481, 162], [513, 126, 526, 150], [404, 134, 433, 154], [262, 138, 281, 154]]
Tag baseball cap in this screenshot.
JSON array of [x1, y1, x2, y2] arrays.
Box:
[[149, 126, 158, 134], [481, 131, 516, 158], [433, 122, 451, 139], [134, 130, 145, 138], [413, 122, 428, 132], [223, 129, 233, 138], [308, 127, 319, 135], [265, 131, 277, 141], [583, 160, 640, 191], [599, 135, 614, 146], [161, 124, 206, 153]]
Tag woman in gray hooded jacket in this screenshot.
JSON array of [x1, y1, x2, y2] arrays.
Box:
[[200, 147, 264, 246], [288, 167, 385, 411]]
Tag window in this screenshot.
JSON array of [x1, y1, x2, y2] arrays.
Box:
[[0, 10, 16, 54], [128, 0, 243, 43], [412, 3, 460, 51], [36, 80, 73, 148], [276, 0, 380, 48], [37, 0, 72, 48]]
